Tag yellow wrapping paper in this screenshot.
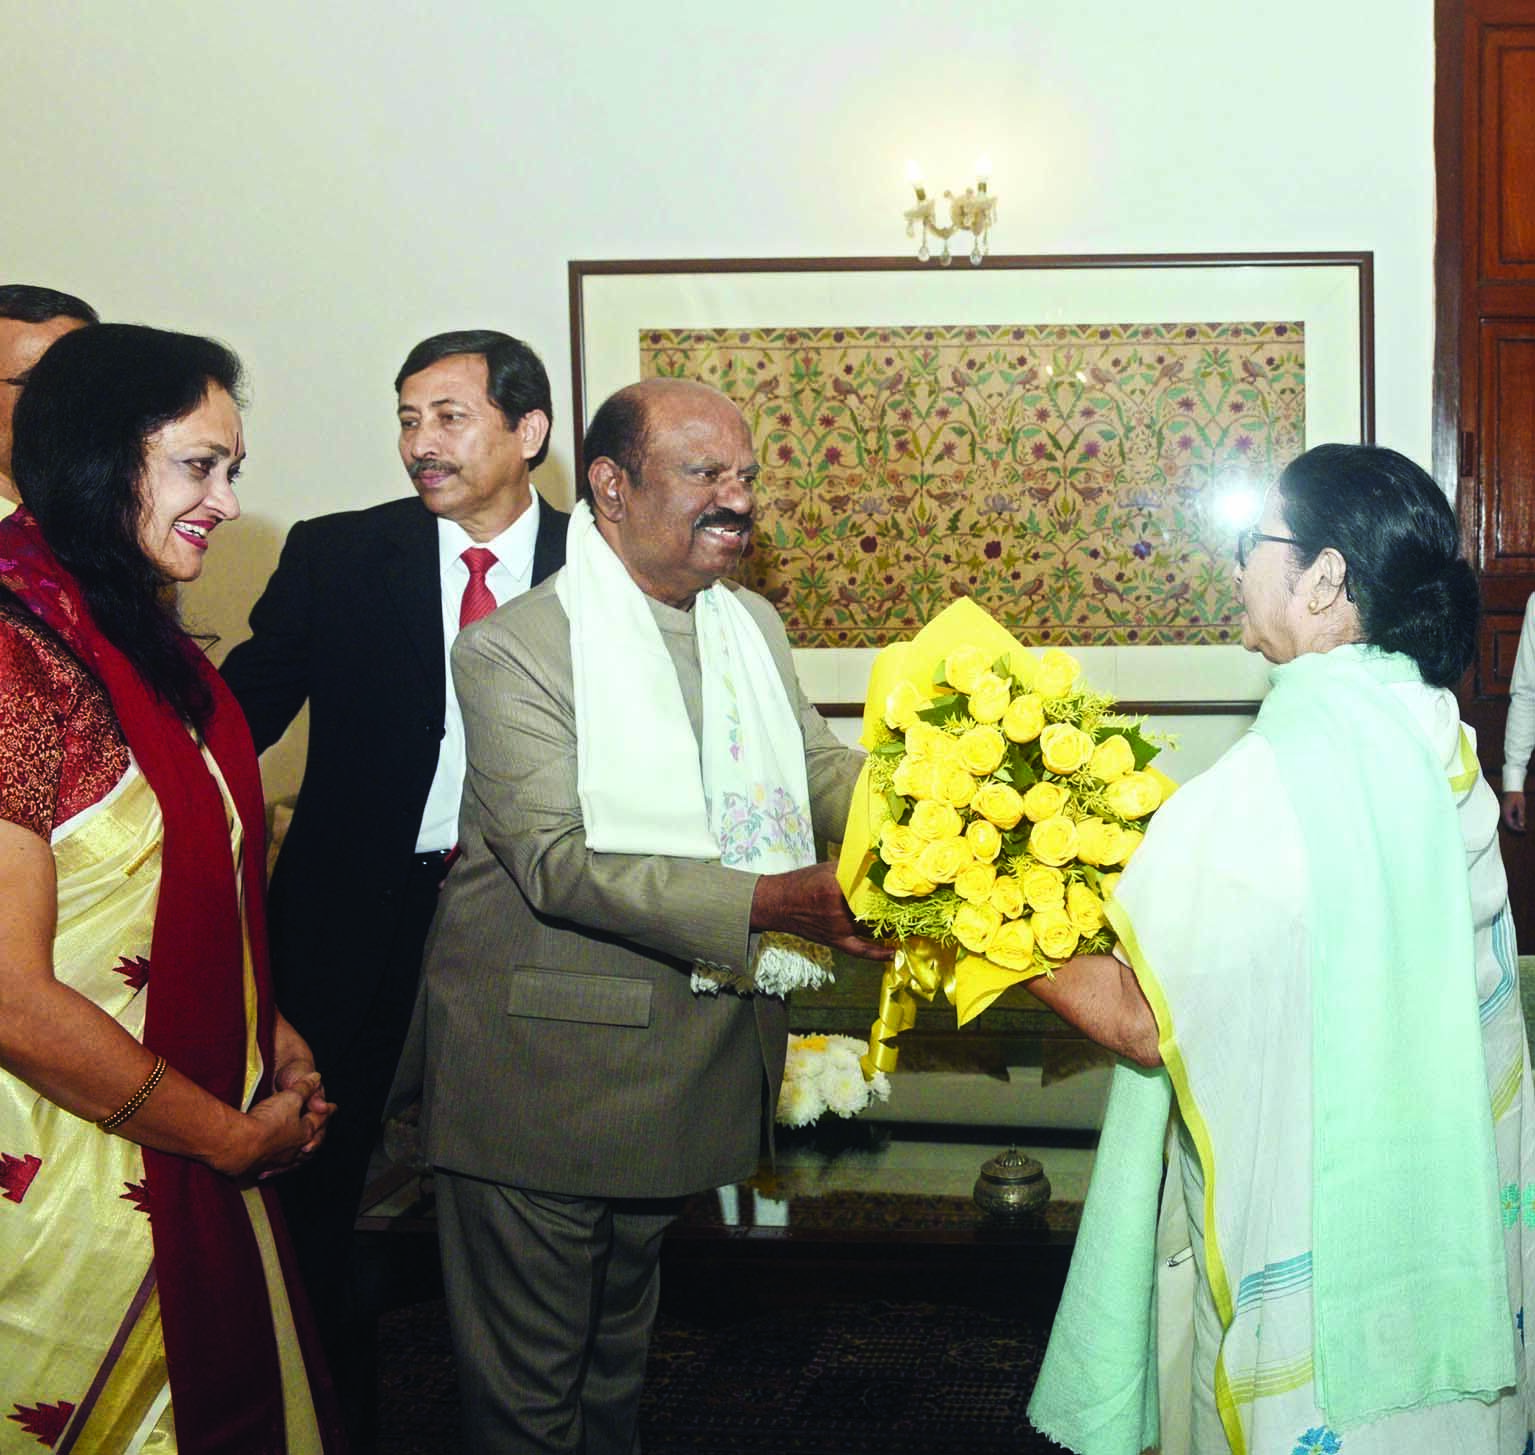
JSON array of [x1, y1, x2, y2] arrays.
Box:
[[836, 598, 1176, 1073], [838, 600, 1050, 1067]]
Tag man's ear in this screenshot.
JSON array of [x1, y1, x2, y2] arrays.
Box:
[[587, 457, 627, 522], [517, 409, 551, 462]]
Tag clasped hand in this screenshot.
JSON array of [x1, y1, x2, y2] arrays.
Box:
[[751, 861, 895, 961], [218, 1065, 335, 1180]]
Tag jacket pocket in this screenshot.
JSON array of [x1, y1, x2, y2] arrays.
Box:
[[504, 968, 653, 1028]]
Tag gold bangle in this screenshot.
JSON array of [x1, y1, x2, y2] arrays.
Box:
[[98, 1055, 168, 1132]]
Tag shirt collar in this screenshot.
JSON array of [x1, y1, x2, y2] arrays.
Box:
[[436, 493, 541, 577]]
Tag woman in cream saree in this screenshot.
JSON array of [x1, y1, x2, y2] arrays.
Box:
[[0, 325, 340, 1453]]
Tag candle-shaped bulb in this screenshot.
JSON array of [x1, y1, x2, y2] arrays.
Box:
[[905, 158, 927, 200], [975, 154, 992, 192]]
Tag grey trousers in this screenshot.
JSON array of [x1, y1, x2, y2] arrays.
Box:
[[434, 1171, 682, 1455]]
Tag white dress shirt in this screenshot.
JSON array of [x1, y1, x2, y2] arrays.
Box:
[[415, 496, 540, 851], [1504, 592, 1535, 793]]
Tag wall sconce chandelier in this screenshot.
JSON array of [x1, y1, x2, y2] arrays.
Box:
[[904, 158, 997, 265]]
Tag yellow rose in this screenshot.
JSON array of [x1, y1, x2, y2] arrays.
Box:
[[1001, 692, 1045, 743], [878, 823, 923, 865], [884, 679, 926, 732], [916, 836, 972, 884], [1035, 648, 1083, 699], [989, 874, 1026, 920], [1099, 871, 1122, 899], [1105, 771, 1163, 820], [1020, 863, 1066, 911], [1022, 780, 1072, 823], [1067, 881, 1105, 934], [937, 764, 978, 810], [953, 901, 1003, 955], [1088, 733, 1136, 783], [891, 756, 941, 801], [1031, 907, 1081, 960], [965, 819, 1002, 863], [1039, 722, 1094, 775], [905, 722, 952, 764], [986, 917, 1036, 970], [1117, 829, 1144, 864], [1028, 814, 1079, 867], [909, 800, 965, 841], [930, 733, 965, 769], [1074, 816, 1118, 866], [883, 863, 936, 898], [944, 644, 991, 694], [957, 725, 1006, 776], [968, 674, 1012, 724], [954, 860, 998, 904], [972, 782, 1025, 830]]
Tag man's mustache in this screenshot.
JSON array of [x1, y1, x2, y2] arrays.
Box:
[[408, 459, 459, 480], [694, 508, 753, 532]]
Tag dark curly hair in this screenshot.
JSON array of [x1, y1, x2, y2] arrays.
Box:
[[11, 323, 245, 725]]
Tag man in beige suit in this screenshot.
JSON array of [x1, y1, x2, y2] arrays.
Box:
[[407, 377, 891, 1453]]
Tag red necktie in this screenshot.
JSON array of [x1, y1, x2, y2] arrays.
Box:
[[459, 547, 499, 628]]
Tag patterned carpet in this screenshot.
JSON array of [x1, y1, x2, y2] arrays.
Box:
[[376, 1295, 1061, 1454]]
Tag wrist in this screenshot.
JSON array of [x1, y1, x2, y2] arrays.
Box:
[[748, 872, 779, 933], [206, 1103, 259, 1177]]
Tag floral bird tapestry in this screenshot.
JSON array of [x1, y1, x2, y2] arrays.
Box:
[[640, 321, 1305, 647]]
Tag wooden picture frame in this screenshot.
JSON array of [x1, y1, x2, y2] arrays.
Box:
[[569, 252, 1374, 716]]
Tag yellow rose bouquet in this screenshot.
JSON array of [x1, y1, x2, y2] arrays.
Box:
[[836, 598, 1173, 1077]]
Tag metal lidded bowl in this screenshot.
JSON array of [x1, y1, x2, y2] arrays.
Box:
[[973, 1146, 1051, 1220]]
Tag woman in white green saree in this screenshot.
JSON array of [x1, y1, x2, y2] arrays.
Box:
[[1027, 444, 1535, 1454]]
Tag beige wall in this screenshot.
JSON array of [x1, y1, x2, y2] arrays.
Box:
[[3, 0, 1434, 794]]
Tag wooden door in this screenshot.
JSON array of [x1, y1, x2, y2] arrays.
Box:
[[1438, 0, 1535, 947]]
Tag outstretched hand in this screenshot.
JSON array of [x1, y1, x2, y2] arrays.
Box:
[[751, 860, 895, 961]]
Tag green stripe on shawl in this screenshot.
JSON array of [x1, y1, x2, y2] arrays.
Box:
[[1254, 644, 1513, 1428]]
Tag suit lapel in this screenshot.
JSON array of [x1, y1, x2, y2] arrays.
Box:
[[532, 497, 569, 586], [377, 502, 447, 712]]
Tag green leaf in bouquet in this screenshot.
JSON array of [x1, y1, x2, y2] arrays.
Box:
[[1007, 748, 1040, 788], [867, 858, 890, 889], [885, 789, 910, 823], [1001, 827, 1031, 856], [1121, 723, 1161, 770], [872, 739, 906, 758], [1082, 927, 1116, 956], [916, 694, 965, 725]]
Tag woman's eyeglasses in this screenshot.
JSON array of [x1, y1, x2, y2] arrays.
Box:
[[1234, 527, 1355, 601], [1235, 527, 1298, 568]]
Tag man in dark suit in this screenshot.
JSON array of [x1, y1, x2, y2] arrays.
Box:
[[403, 377, 891, 1453], [0, 284, 99, 514], [221, 329, 567, 1414]]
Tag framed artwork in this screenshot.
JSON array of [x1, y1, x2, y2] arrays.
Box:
[[568, 253, 1374, 713]]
